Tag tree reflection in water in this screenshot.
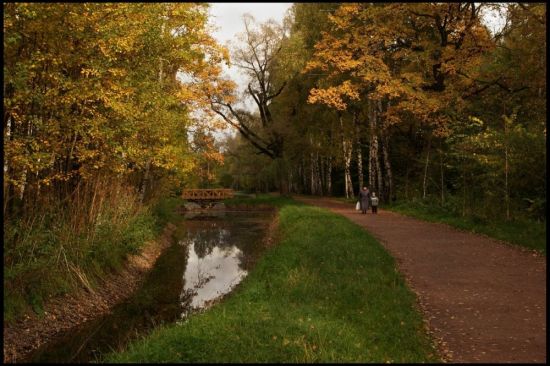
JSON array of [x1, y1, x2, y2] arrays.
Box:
[[178, 218, 247, 319]]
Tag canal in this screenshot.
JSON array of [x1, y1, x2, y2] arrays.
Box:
[[25, 210, 274, 363]]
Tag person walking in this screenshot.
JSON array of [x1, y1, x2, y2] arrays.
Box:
[[370, 192, 379, 214], [358, 186, 370, 214]]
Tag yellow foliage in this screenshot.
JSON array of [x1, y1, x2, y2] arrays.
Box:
[[3, 2, 233, 196]]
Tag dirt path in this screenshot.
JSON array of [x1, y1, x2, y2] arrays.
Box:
[[295, 196, 546, 363]]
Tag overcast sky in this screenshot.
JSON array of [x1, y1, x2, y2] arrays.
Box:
[[208, 3, 292, 94]]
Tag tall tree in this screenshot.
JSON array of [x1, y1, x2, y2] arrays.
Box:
[[210, 14, 288, 160]]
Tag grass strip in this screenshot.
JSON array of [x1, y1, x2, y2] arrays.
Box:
[[334, 196, 545, 255], [106, 197, 439, 363], [385, 201, 546, 255]]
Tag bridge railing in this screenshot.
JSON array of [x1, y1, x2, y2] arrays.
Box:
[[181, 189, 234, 200]]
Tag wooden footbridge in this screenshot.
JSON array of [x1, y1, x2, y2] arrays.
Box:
[[181, 189, 234, 203]]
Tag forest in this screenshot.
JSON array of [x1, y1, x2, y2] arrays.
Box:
[[218, 3, 546, 222], [3, 2, 546, 325]]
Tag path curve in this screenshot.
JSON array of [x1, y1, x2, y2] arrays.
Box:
[[295, 196, 546, 363]]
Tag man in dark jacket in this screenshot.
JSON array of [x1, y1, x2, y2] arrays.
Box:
[[358, 186, 370, 214]]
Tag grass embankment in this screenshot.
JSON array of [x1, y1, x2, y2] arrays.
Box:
[[336, 196, 546, 255], [385, 200, 546, 255], [223, 193, 295, 208], [3, 193, 185, 323], [107, 195, 439, 363]]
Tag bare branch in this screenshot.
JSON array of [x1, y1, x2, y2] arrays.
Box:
[[210, 102, 276, 159], [459, 72, 530, 99], [266, 81, 287, 101]]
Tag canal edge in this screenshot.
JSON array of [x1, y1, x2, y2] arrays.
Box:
[[3, 222, 179, 363]]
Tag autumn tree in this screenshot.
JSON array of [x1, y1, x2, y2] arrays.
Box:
[[304, 3, 495, 202], [251, 3, 343, 196], [215, 3, 544, 222], [3, 3, 230, 208], [445, 3, 546, 220], [210, 14, 289, 162], [3, 3, 231, 319]]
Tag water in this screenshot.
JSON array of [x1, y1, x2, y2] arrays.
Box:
[[25, 210, 273, 363]]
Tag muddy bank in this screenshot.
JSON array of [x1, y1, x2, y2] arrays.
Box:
[[3, 223, 177, 364]]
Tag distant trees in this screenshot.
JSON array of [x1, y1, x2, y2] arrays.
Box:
[[219, 3, 546, 221]]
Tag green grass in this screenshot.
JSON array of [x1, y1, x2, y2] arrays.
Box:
[[386, 200, 546, 255], [151, 196, 186, 231], [3, 195, 186, 323], [333, 195, 546, 255], [223, 192, 295, 208], [106, 197, 439, 363]]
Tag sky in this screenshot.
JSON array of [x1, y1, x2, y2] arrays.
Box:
[[204, 3, 292, 140], [208, 3, 293, 96]]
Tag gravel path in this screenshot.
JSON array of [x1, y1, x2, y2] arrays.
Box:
[[295, 196, 546, 363]]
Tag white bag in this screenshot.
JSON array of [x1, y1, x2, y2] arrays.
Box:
[[355, 201, 360, 211]]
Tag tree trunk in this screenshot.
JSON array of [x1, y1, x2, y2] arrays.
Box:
[[368, 100, 375, 190], [354, 111, 364, 190], [340, 115, 353, 198], [301, 159, 307, 194], [462, 159, 467, 217], [504, 112, 510, 221], [326, 157, 332, 196], [356, 145, 363, 191], [317, 152, 322, 195], [376, 100, 384, 198], [276, 158, 288, 195], [439, 141, 445, 205], [423, 137, 431, 199], [405, 166, 410, 201], [368, 98, 380, 194], [18, 116, 37, 203], [375, 139, 383, 198], [4, 115, 14, 216], [140, 159, 151, 203], [320, 155, 325, 195], [343, 140, 353, 198], [288, 168, 294, 194], [310, 151, 315, 195], [381, 131, 393, 203]]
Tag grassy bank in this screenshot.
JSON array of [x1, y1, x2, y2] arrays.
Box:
[[223, 192, 295, 208], [3, 192, 186, 323], [334, 196, 546, 255], [106, 195, 439, 363], [385, 200, 546, 255]]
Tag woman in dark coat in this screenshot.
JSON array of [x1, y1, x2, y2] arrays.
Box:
[[358, 186, 370, 214]]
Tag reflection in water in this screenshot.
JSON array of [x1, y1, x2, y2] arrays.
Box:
[[178, 218, 249, 318], [180, 243, 247, 316], [183, 210, 226, 220], [24, 211, 272, 363]]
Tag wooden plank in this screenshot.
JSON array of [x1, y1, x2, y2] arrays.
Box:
[[181, 189, 234, 200]]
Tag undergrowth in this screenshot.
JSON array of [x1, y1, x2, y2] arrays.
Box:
[[3, 182, 185, 323]]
